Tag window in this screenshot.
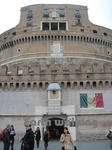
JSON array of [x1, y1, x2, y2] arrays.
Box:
[[76, 18, 81, 25], [27, 10, 33, 18], [43, 9, 49, 17], [53, 90, 56, 94], [59, 9, 64, 17], [59, 22, 66, 30], [93, 30, 97, 34], [81, 29, 84, 32], [27, 19, 32, 26], [21, 83, 25, 88], [42, 23, 49, 30], [51, 22, 58, 30], [80, 82, 83, 87], [103, 32, 108, 36], [12, 32, 16, 35], [42, 22, 67, 31], [27, 82, 31, 88], [16, 83, 19, 88], [75, 10, 80, 18], [67, 82, 71, 87], [86, 82, 90, 88]]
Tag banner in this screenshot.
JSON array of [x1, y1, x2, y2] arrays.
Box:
[[80, 93, 104, 108]]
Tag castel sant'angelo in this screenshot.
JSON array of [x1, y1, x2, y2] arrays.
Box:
[[0, 4, 112, 140]]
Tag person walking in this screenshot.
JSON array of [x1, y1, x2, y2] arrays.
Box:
[[60, 127, 77, 150], [10, 125, 16, 150], [2, 125, 11, 150], [43, 127, 50, 150], [21, 124, 34, 150], [35, 127, 41, 148], [107, 128, 112, 149]]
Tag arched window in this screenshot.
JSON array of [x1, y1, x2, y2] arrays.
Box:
[[31, 36, 34, 41], [71, 36, 73, 40], [45, 36, 47, 40], [25, 37, 27, 42], [55, 35, 57, 40], [80, 82, 83, 88], [10, 83, 14, 88], [35, 36, 37, 40], [0, 83, 2, 89], [67, 82, 71, 88], [22, 38, 24, 42], [27, 82, 31, 88], [39, 82, 43, 88], [21, 82, 25, 88], [45, 82, 49, 88], [4, 83, 8, 88], [86, 81, 90, 88], [19, 39, 21, 43], [58, 35, 60, 40], [28, 37, 30, 41], [73, 82, 77, 87], [105, 81, 109, 87], [16, 83, 19, 89], [61, 82, 65, 87], [99, 81, 103, 87], [61, 35, 63, 40], [93, 81, 96, 88], [33, 82, 37, 88]]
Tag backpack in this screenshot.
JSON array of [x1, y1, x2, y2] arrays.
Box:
[[0, 131, 4, 141]]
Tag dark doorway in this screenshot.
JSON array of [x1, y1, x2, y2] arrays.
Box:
[[48, 118, 64, 140]]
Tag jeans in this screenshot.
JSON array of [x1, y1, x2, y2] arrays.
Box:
[[3, 142, 10, 150]]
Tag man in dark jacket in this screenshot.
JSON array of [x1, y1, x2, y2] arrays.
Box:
[[10, 125, 16, 150], [21, 124, 34, 150], [2, 125, 11, 150]]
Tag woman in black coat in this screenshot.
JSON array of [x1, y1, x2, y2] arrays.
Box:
[[35, 127, 41, 148]]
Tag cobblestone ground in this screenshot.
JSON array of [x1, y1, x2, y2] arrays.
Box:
[[0, 140, 111, 150]]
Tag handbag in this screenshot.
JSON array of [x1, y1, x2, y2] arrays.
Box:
[[62, 146, 65, 150]]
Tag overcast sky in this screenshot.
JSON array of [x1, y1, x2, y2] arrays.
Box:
[[0, 0, 112, 34]]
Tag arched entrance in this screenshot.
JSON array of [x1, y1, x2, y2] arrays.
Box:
[[48, 118, 64, 140]]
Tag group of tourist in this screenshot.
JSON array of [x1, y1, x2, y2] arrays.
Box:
[[0, 124, 15, 150], [1, 123, 112, 150], [0, 123, 77, 150], [20, 124, 76, 150]]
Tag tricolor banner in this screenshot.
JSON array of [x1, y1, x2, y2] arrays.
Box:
[[80, 93, 104, 108]]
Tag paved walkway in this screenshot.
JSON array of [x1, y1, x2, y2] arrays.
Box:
[[0, 140, 111, 150]]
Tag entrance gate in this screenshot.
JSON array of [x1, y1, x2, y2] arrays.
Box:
[[48, 118, 64, 139]]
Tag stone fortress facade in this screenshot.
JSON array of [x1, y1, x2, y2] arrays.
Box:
[[0, 4, 112, 140]]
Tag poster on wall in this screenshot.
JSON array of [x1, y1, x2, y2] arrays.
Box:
[[80, 93, 104, 108]]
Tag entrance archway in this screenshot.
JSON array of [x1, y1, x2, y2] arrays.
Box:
[[48, 118, 64, 140]]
